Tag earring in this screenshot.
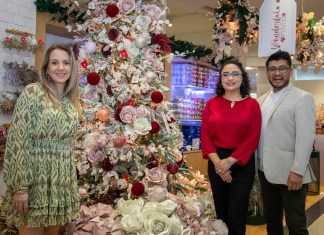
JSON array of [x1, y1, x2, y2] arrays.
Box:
[[220, 83, 223, 88], [46, 72, 50, 81]]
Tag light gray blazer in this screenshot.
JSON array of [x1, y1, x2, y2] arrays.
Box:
[[257, 83, 316, 184]]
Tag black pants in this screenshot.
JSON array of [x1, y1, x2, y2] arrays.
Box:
[[208, 147, 255, 235], [258, 170, 308, 235]]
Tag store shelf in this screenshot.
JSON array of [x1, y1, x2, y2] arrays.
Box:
[[172, 85, 215, 92]]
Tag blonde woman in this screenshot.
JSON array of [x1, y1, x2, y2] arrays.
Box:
[[1, 43, 82, 235]]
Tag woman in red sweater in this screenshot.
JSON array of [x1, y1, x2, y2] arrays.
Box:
[[201, 60, 261, 235]]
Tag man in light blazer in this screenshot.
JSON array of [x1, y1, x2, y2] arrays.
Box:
[[257, 50, 316, 235]]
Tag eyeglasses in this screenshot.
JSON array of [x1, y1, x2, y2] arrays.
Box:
[[267, 66, 290, 73], [221, 72, 242, 79]]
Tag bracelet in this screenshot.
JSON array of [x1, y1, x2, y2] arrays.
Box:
[[227, 158, 232, 167]]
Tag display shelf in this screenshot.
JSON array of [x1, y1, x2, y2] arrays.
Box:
[[169, 58, 219, 151]]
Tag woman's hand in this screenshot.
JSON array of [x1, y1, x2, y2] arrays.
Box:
[[13, 190, 28, 213], [218, 170, 232, 183], [215, 158, 232, 173]]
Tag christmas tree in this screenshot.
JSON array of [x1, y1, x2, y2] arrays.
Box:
[[52, 0, 228, 234]]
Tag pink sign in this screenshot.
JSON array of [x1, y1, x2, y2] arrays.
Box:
[[258, 0, 296, 57]]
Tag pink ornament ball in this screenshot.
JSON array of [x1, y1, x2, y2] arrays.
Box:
[[84, 41, 97, 54]]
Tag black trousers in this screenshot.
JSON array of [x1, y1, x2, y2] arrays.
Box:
[[208, 147, 255, 235], [258, 170, 308, 235]]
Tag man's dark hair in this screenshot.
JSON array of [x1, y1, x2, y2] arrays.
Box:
[[266, 50, 292, 68]]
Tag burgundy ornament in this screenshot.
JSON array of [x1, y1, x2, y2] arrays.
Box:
[[151, 91, 164, 103], [114, 107, 122, 121], [113, 137, 126, 148], [87, 72, 100, 85], [105, 4, 119, 17], [149, 121, 160, 134], [167, 117, 176, 123], [131, 181, 145, 197]]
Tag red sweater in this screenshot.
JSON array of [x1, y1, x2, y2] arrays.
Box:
[[201, 96, 261, 165]]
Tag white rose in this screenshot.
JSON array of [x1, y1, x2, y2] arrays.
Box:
[[144, 4, 162, 20], [142, 211, 171, 235], [169, 214, 183, 235], [156, 200, 177, 217], [119, 105, 137, 124], [121, 214, 143, 233], [117, 198, 144, 216], [134, 117, 152, 135], [147, 185, 167, 202], [135, 15, 152, 31]]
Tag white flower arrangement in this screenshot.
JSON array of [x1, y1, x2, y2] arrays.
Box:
[[296, 12, 324, 73]]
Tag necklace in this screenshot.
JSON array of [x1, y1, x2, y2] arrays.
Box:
[[231, 101, 235, 108], [223, 95, 243, 108]]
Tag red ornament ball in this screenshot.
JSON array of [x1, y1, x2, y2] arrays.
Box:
[[151, 91, 164, 103], [113, 137, 126, 148], [150, 121, 160, 134], [106, 4, 119, 17], [131, 181, 145, 197], [87, 72, 100, 85]]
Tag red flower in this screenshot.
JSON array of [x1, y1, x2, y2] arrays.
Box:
[[87, 72, 100, 85], [38, 40, 45, 45], [114, 107, 122, 121], [151, 91, 163, 103], [106, 4, 119, 17], [81, 60, 88, 69], [150, 34, 174, 53], [167, 163, 180, 174], [108, 29, 119, 41], [101, 46, 112, 58], [120, 49, 128, 58], [122, 175, 129, 182], [146, 156, 159, 169], [101, 158, 115, 171], [150, 121, 160, 134], [5, 37, 12, 41], [131, 182, 145, 197], [127, 99, 135, 106], [167, 117, 176, 123], [20, 37, 26, 43]]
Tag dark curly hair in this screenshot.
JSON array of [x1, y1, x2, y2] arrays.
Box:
[[216, 60, 251, 98]]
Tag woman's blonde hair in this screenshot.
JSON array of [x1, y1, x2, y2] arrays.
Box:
[[40, 43, 82, 118]]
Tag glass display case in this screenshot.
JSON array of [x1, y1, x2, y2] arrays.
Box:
[[170, 57, 219, 150]]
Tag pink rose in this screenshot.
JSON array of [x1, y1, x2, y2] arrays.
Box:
[[119, 105, 137, 124], [20, 37, 26, 43], [117, 0, 135, 14], [144, 4, 162, 20], [147, 185, 167, 202], [145, 167, 167, 185], [87, 144, 106, 164], [5, 37, 11, 41]]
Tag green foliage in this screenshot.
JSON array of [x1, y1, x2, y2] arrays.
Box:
[[168, 36, 213, 61], [34, 0, 86, 24]]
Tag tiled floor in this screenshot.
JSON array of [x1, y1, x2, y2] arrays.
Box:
[[246, 185, 324, 235]]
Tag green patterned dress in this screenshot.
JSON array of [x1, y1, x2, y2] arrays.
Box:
[[1, 83, 80, 227]]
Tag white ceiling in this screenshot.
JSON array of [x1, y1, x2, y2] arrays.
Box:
[[166, 0, 324, 47]]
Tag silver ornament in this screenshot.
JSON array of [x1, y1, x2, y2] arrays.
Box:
[[135, 37, 146, 48]]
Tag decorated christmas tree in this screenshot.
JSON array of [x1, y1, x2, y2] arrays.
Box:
[[41, 0, 229, 234]]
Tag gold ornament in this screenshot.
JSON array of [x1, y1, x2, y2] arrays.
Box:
[[96, 108, 110, 122]]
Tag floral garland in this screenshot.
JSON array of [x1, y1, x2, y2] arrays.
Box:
[[1, 35, 44, 54], [212, 0, 259, 63], [296, 12, 324, 73]]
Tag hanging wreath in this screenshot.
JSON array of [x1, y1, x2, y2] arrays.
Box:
[[296, 12, 324, 74], [1, 35, 44, 54], [212, 0, 259, 63]]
